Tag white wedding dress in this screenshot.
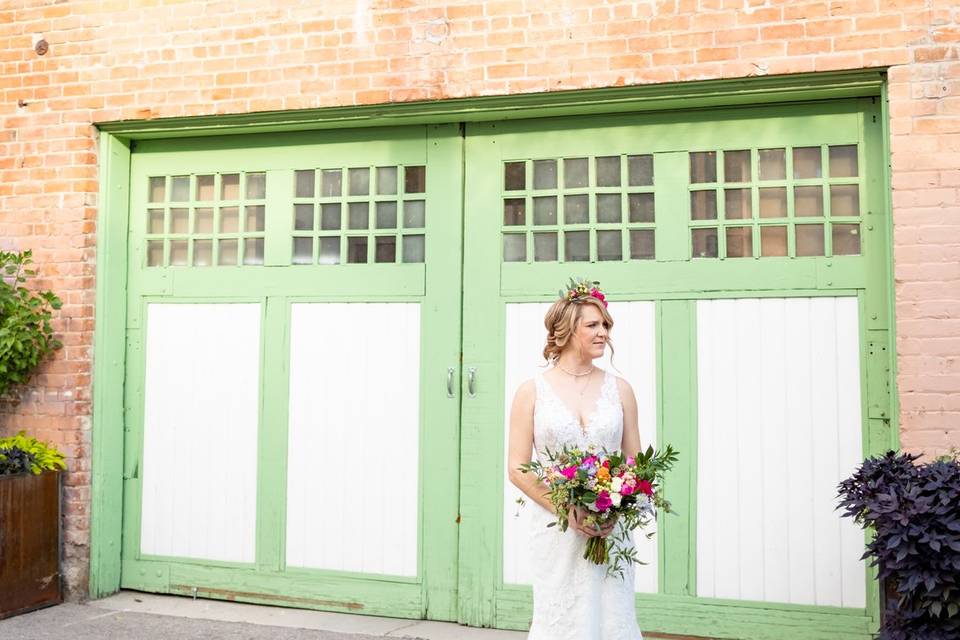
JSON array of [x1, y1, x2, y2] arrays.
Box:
[[527, 369, 643, 640]]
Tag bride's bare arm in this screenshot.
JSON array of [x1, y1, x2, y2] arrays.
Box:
[[618, 377, 642, 458], [506, 380, 555, 513]]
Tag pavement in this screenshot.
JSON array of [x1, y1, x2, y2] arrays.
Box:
[[0, 591, 526, 640]]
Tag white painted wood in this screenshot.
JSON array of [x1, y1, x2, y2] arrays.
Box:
[[695, 297, 866, 608], [285, 303, 420, 577], [502, 301, 658, 593], [140, 303, 261, 563]]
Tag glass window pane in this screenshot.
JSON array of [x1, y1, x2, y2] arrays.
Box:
[[758, 148, 786, 180], [292, 237, 313, 264], [221, 174, 240, 200], [690, 152, 717, 183], [794, 186, 823, 217], [595, 156, 621, 187], [628, 155, 653, 186], [724, 188, 751, 220], [760, 225, 788, 257], [295, 170, 315, 198], [724, 150, 751, 183], [321, 169, 342, 197], [832, 223, 861, 255], [170, 176, 190, 202], [629, 229, 655, 260], [294, 204, 314, 231], [348, 167, 370, 196], [169, 240, 188, 266], [533, 196, 558, 225], [597, 230, 622, 261], [376, 201, 398, 229], [628, 193, 655, 223], [375, 236, 397, 262], [245, 205, 265, 232], [725, 226, 753, 258], [503, 233, 526, 262], [533, 160, 557, 190], [830, 185, 860, 217], [563, 195, 588, 224], [504, 162, 526, 190], [149, 176, 165, 203], [691, 190, 717, 220], [318, 237, 340, 264], [405, 166, 426, 193], [404, 200, 425, 228], [402, 234, 425, 263], [348, 202, 369, 229], [533, 232, 558, 262], [692, 228, 718, 258], [170, 208, 189, 234], [503, 198, 525, 226], [347, 236, 368, 263], [218, 239, 238, 265], [194, 208, 214, 233], [793, 147, 822, 179], [147, 209, 165, 234], [564, 230, 589, 262], [219, 206, 239, 233], [759, 187, 787, 218], [597, 194, 621, 223], [796, 224, 825, 256], [196, 175, 215, 201], [146, 240, 164, 266], [376, 166, 398, 195], [321, 203, 341, 230], [193, 239, 212, 266], [564, 158, 588, 188], [829, 145, 858, 178], [243, 238, 264, 265], [246, 172, 266, 199]]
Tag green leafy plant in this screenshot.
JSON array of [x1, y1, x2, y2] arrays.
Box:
[[0, 250, 62, 397], [0, 431, 66, 475]]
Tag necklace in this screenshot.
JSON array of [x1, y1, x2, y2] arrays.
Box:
[[556, 362, 595, 377]]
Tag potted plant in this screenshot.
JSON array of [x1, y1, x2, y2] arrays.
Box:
[[837, 450, 960, 640]]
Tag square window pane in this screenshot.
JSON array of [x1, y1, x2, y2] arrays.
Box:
[[348, 202, 369, 229], [628, 193, 655, 223], [194, 207, 214, 233], [597, 194, 621, 223], [295, 170, 315, 198], [793, 147, 822, 179], [760, 225, 788, 257], [348, 167, 370, 196], [725, 227, 753, 258], [597, 230, 622, 261], [691, 190, 717, 220], [564, 158, 588, 188], [347, 236, 368, 263], [533, 160, 557, 190], [243, 238, 264, 265], [504, 162, 526, 190], [170, 208, 189, 234], [692, 228, 718, 258], [690, 151, 717, 183], [376, 166, 398, 195], [628, 155, 653, 186], [147, 209, 165, 234], [321, 169, 342, 197], [794, 186, 823, 217], [376, 201, 398, 229], [533, 196, 558, 225], [171, 176, 190, 202], [533, 232, 558, 262], [246, 172, 266, 199], [564, 230, 589, 262], [596, 156, 621, 187], [724, 150, 751, 182], [321, 203, 341, 230], [796, 224, 825, 256], [830, 185, 860, 217], [221, 174, 240, 200], [245, 205, 265, 232], [146, 240, 164, 266], [402, 234, 425, 263], [503, 198, 525, 226], [318, 237, 340, 265], [218, 239, 238, 265], [832, 223, 861, 255], [759, 187, 787, 218], [404, 200, 425, 228], [196, 175, 215, 201], [294, 204, 314, 231], [758, 148, 786, 180], [375, 236, 397, 262], [564, 194, 588, 224], [169, 240, 188, 266], [503, 233, 526, 262], [292, 237, 313, 264], [219, 206, 239, 233], [829, 145, 858, 178], [149, 176, 165, 203], [405, 166, 426, 193], [629, 229, 655, 260], [193, 239, 212, 266], [724, 188, 751, 220]]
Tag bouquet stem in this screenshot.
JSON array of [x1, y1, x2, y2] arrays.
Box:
[[584, 536, 609, 565]]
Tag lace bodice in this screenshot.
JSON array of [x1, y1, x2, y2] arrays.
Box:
[[533, 369, 623, 463]]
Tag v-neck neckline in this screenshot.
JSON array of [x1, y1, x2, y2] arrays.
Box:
[[540, 369, 607, 432]]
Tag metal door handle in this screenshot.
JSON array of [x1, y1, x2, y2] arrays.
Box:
[[446, 367, 455, 398], [467, 367, 477, 397]]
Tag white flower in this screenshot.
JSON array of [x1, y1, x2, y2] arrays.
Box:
[[611, 477, 623, 492], [611, 492, 622, 507]]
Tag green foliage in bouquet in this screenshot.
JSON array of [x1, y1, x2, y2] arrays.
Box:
[[0, 431, 67, 475]]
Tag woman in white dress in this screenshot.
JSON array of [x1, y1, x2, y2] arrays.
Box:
[[507, 282, 644, 640]]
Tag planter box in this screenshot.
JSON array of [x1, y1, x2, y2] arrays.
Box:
[[0, 471, 62, 619]]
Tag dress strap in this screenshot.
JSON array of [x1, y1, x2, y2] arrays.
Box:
[[603, 369, 620, 406]]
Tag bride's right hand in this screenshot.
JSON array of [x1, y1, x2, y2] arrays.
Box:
[[568, 505, 614, 538]]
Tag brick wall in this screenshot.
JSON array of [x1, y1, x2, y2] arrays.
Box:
[[1, 0, 957, 600]]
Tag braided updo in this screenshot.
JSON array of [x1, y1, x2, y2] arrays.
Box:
[[542, 295, 614, 363]]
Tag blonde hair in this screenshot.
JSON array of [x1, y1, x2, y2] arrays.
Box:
[[542, 296, 615, 363]]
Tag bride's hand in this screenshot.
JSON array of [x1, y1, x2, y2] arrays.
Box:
[[568, 506, 615, 538]]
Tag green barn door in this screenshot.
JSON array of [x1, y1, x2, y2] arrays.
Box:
[[120, 125, 463, 620]]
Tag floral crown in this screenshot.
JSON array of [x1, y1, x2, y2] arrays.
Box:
[[558, 277, 607, 308]]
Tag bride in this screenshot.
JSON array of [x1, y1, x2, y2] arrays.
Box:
[[507, 280, 644, 640]]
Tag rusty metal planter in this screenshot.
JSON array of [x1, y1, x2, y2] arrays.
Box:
[[0, 471, 62, 619]]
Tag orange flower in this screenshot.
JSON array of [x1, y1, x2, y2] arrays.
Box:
[[596, 467, 611, 482]]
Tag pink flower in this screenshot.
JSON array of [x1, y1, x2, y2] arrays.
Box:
[[638, 480, 654, 496], [589, 288, 608, 308], [583, 456, 597, 467], [561, 466, 577, 480], [595, 491, 612, 511], [620, 483, 635, 496], [626, 456, 635, 466]]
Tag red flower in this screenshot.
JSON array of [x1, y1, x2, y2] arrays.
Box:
[[602, 459, 610, 468], [637, 480, 654, 496], [589, 288, 608, 308]]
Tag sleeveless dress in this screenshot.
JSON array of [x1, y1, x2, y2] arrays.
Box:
[[527, 369, 643, 640]]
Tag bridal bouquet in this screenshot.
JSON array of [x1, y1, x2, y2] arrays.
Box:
[[520, 444, 678, 577]]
